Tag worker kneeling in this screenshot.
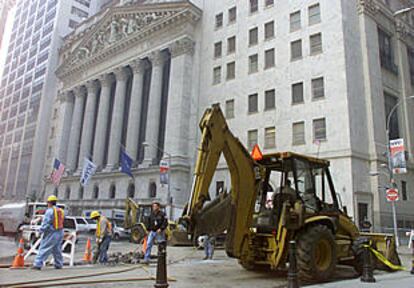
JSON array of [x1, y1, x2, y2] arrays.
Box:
[[143, 201, 168, 264], [90, 211, 113, 264], [32, 195, 64, 270]]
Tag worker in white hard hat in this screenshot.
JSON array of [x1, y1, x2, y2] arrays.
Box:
[[90, 211, 112, 264], [32, 195, 65, 270]]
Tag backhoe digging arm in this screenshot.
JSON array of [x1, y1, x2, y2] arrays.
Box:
[[185, 104, 262, 258]]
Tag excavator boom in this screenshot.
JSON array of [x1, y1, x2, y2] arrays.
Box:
[[185, 104, 262, 257]]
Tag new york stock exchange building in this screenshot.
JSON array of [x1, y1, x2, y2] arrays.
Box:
[[44, 0, 204, 217]]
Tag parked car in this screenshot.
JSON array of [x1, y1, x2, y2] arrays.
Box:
[[74, 217, 89, 233], [85, 218, 97, 233], [112, 220, 130, 241]]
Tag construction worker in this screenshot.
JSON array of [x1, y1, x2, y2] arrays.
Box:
[[32, 195, 64, 270], [90, 211, 112, 264], [143, 201, 168, 264]]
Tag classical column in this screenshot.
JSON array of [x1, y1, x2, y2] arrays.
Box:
[[164, 37, 195, 161], [125, 59, 146, 163], [66, 86, 86, 172], [57, 91, 74, 164], [143, 51, 166, 164], [106, 67, 130, 170], [93, 74, 113, 169], [77, 80, 99, 168]]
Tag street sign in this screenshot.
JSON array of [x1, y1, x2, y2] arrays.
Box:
[[386, 188, 399, 202], [159, 160, 169, 185]]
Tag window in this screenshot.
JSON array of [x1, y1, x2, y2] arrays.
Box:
[[312, 77, 325, 99], [128, 183, 135, 198], [248, 130, 258, 151], [75, 0, 90, 8], [226, 62, 236, 80], [250, 0, 258, 13], [249, 54, 259, 74], [214, 41, 222, 58], [384, 93, 400, 139], [149, 182, 157, 198], [378, 29, 396, 73], [71, 6, 88, 18], [309, 3, 321, 25], [93, 185, 99, 199], [292, 122, 305, 145], [109, 184, 116, 199], [264, 127, 276, 148], [78, 186, 84, 200], [264, 21, 274, 39], [408, 48, 414, 85], [264, 48, 275, 69], [313, 118, 326, 141], [216, 181, 225, 197], [65, 187, 71, 200], [265, 0, 274, 7], [310, 33, 322, 54], [290, 11, 301, 32], [213, 66, 221, 84], [248, 93, 258, 113], [292, 82, 304, 104], [227, 36, 236, 54], [225, 99, 235, 119], [69, 19, 79, 29], [291, 39, 302, 60], [228, 7, 237, 24], [265, 89, 275, 110], [215, 13, 223, 28], [249, 27, 258, 46], [401, 181, 407, 201]]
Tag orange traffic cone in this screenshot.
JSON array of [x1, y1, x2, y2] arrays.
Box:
[[11, 238, 25, 268], [142, 236, 148, 254], [83, 238, 92, 262]]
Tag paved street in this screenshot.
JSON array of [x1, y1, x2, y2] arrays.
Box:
[[0, 236, 413, 287]]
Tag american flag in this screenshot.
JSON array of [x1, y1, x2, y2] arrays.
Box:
[[51, 158, 65, 186]]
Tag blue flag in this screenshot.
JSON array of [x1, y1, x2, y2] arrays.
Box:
[[120, 149, 133, 178]]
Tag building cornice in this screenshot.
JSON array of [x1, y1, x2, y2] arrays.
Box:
[[357, 0, 379, 18]]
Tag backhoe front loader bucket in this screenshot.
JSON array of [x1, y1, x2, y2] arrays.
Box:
[[361, 232, 401, 271]]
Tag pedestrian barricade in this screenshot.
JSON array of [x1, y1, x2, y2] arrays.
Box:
[[407, 230, 414, 248], [24, 231, 77, 266]]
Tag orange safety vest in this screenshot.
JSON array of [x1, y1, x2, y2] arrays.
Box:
[[96, 217, 112, 238], [53, 207, 64, 230]]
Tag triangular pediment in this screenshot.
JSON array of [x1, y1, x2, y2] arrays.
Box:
[[60, 1, 200, 71]]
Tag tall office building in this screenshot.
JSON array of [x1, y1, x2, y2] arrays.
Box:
[[44, 0, 413, 232], [0, 0, 102, 203], [0, 0, 16, 49]]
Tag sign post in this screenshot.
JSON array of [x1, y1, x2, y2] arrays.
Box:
[[386, 187, 399, 247]]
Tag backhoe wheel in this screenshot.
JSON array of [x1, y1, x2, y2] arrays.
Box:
[[130, 224, 146, 244], [297, 225, 337, 283], [351, 237, 367, 276]]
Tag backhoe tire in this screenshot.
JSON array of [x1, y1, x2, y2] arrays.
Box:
[[297, 225, 337, 283], [351, 237, 366, 276]]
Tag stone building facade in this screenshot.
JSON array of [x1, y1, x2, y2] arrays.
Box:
[[44, 0, 414, 232]]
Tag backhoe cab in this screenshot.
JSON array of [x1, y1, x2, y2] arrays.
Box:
[[184, 104, 400, 282]]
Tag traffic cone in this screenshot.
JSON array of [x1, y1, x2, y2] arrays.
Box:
[[142, 235, 148, 254], [83, 238, 92, 262], [11, 238, 25, 268]]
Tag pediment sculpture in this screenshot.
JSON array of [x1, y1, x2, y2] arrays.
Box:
[[70, 11, 174, 64]]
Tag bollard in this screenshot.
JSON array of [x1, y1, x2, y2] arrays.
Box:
[[360, 241, 376, 283], [154, 241, 169, 288], [287, 240, 300, 288], [411, 238, 414, 275]]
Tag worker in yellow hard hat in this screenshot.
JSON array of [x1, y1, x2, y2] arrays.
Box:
[[32, 195, 64, 270], [90, 211, 112, 264]]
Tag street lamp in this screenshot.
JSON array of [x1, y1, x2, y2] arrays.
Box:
[[393, 7, 414, 17], [384, 95, 414, 247], [142, 142, 173, 219]]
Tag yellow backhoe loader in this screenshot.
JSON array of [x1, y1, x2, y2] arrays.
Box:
[[183, 104, 400, 282]]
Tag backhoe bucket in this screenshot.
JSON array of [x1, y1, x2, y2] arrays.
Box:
[[361, 232, 401, 271]]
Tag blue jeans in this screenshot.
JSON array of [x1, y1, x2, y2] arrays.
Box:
[[98, 236, 111, 263], [144, 231, 165, 261], [33, 230, 64, 268], [204, 236, 215, 259]]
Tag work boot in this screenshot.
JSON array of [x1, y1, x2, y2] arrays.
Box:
[[203, 256, 208, 260], [31, 266, 41, 270], [54, 266, 62, 269], [142, 259, 150, 265]]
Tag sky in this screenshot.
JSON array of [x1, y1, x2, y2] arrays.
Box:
[[0, 7, 15, 80]]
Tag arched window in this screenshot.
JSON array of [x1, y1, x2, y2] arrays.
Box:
[[53, 187, 58, 196], [149, 182, 157, 198], [109, 184, 116, 199], [78, 186, 84, 200], [65, 186, 71, 200], [128, 183, 135, 198], [93, 185, 99, 199]]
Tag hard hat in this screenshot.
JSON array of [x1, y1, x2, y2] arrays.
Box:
[[151, 200, 161, 206], [90, 211, 100, 219], [47, 195, 58, 202]]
